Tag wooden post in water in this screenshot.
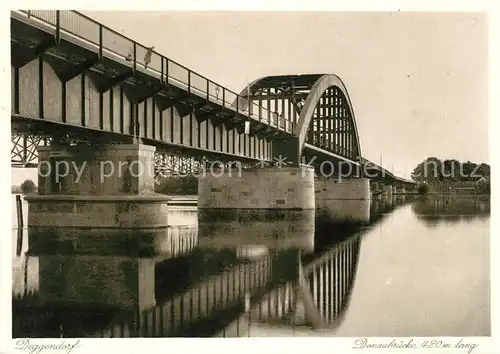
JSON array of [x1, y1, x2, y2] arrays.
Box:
[[16, 195, 24, 256], [23, 253, 28, 296], [16, 229, 23, 257], [16, 194, 23, 228]]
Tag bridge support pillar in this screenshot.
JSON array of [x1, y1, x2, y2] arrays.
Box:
[[197, 165, 316, 237], [25, 143, 172, 256], [315, 178, 371, 224]]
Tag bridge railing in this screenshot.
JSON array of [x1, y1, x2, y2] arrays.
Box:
[[26, 10, 57, 26], [14, 10, 295, 135]]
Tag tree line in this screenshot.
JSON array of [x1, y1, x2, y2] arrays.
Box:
[[11, 179, 37, 194], [411, 157, 490, 194]]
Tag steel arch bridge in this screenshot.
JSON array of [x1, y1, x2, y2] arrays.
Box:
[[11, 73, 364, 177], [10, 10, 414, 186]]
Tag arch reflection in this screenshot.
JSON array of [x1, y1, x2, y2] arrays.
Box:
[[219, 233, 363, 337], [217, 195, 414, 336], [301, 234, 361, 328]]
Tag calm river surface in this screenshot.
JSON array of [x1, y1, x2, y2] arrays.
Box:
[[11, 194, 490, 337]]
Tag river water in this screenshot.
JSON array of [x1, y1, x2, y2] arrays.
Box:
[[11, 194, 490, 337]]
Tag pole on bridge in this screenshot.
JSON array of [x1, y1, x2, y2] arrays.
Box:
[[133, 101, 140, 144], [244, 81, 251, 135]]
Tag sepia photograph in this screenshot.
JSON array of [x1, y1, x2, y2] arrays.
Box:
[[7, 5, 492, 347]]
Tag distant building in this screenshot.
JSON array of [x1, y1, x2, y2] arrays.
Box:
[[450, 181, 477, 194], [475, 176, 488, 185]]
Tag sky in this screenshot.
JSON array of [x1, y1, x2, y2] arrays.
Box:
[[11, 11, 489, 184]]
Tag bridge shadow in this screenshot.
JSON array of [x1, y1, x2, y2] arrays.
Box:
[[90, 211, 317, 338], [12, 196, 414, 338], [215, 197, 413, 337], [12, 223, 199, 338]]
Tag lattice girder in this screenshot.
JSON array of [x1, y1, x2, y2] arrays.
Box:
[[11, 133, 51, 168]]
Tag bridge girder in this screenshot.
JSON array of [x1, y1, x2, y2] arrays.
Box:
[[11, 130, 259, 178]]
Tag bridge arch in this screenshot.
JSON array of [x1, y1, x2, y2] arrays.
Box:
[[299, 233, 362, 329], [293, 74, 363, 164], [239, 74, 363, 166]]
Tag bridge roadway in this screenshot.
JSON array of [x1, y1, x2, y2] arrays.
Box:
[[11, 10, 415, 188]]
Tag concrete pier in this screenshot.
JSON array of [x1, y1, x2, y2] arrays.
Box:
[[198, 166, 374, 226], [25, 143, 172, 253], [198, 165, 316, 211], [198, 165, 317, 246], [315, 178, 371, 223]]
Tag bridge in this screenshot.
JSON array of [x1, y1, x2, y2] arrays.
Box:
[[11, 10, 416, 241], [10, 10, 414, 183]]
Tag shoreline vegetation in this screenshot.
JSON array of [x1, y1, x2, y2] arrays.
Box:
[[412, 157, 490, 196], [11, 179, 37, 195]]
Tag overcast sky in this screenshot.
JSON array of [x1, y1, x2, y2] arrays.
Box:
[[11, 11, 489, 184]]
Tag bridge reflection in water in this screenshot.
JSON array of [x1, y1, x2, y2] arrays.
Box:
[[12, 196, 421, 337], [412, 195, 490, 225], [219, 234, 361, 337]]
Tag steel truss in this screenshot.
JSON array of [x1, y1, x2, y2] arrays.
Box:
[[11, 133, 51, 168], [246, 74, 361, 162], [11, 132, 249, 176], [154, 152, 254, 177]]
